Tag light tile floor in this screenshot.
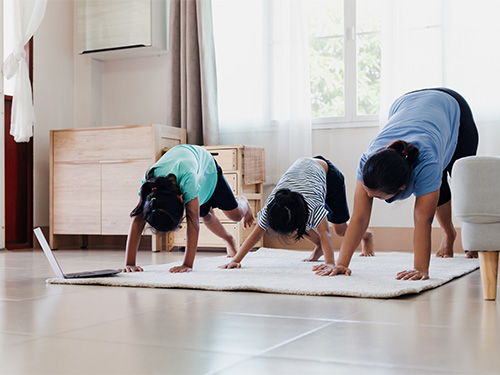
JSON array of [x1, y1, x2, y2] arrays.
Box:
[[0, 248, 498, 375]]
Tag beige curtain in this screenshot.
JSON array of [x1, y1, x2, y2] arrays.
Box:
[[167, 0, 219, 145]]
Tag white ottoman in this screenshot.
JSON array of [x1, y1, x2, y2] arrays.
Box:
[[452, 156, 500, 300]]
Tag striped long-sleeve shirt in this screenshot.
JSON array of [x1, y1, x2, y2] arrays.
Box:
[[258, 157, 328, 231]]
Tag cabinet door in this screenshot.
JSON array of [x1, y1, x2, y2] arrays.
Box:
[[53, 163, 101, 234], [172, 223, 239, 248], [101, 159, 153, 235]]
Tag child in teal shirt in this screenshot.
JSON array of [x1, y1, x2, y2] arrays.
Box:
[[122, 144, 254, 273]]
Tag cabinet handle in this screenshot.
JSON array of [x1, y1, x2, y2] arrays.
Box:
[[210, 152, 219, 156]]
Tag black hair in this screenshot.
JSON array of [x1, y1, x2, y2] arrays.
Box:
[[362, 139, 419, 195], [267, 188, 309, 241], [130, 168, 184, 233]]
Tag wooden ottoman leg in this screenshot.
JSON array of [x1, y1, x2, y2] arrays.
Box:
[[478, 252, 499, 301]]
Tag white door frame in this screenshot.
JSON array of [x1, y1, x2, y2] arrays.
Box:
[[0, 0, 5, 250]]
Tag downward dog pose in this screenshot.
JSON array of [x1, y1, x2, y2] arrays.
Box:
[[122, 144, 254, 273], [314, 88, 479, 280], [219, 156, 373, 272]]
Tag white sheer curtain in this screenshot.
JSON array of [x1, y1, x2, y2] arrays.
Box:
[[380, 0, 500, 158], [2, 0, 47, 143], [379, 0, 443, 123], [213, 0, 312, 183]]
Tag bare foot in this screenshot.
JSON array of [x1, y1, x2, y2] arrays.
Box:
[[239, 196, 255, 229], [435, 229, 456, 258], [303, 246, 323, 262], [465, 251, 478, 259], [360, 229, 375, 257], [225, 236, 237, 257]]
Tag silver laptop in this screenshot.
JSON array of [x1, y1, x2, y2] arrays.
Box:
[[34, 228, 120, 279]]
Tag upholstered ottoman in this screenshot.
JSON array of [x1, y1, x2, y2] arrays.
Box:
[[452, 156, 500, 300]]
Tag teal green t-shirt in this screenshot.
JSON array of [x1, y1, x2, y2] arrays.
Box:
[[142, 144, 218, 205]]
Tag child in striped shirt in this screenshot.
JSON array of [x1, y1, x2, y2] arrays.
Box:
[[219, 156, 373, 272]]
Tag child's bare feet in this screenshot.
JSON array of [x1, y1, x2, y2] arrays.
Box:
[[465, 251, 478, 259], [239, 196, 255, 229], [360, 229, 375, 256], [436, 229, 456, 258], [225, 236, 238, 257], [303, 246, 323, 262]]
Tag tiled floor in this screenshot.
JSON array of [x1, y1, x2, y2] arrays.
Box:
[[0, 248, 498, 375]]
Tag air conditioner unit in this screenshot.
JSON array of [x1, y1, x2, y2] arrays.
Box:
[[77, 0, 169, 61]]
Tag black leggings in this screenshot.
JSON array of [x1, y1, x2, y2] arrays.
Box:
[[409, 88, 479, 206]]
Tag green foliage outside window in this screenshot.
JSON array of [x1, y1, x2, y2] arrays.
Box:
[[308, 2, 381, 119]]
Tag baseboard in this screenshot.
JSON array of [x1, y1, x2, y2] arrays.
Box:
[[32, 227, 153, 251], [31, 226, 464, 254], [264, 227, 464, 253]]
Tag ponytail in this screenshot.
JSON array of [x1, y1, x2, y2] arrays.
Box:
[[362, 140, 419, 196], [130, 168, 184, 232], [386, 140, 419, 166], [267, 188, 309, 241]]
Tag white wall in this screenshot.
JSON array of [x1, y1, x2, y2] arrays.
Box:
[[73, 53, 172, 129], [100, 55, 170, 127], [33, 0, 75, 228]]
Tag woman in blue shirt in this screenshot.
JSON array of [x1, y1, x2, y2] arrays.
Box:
[[314, 88, 479, 280], [122, 144, 254, 273]]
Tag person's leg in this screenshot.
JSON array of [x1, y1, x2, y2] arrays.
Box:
[[332, 222, 374, 256], [202, 208, 238, 257], [435, 199, 477, 259], [434, 88, 478, 258], [315, 155, 374, 255], [222, 196, 254, 229], [302, 228, 323, 262], [207, 163, 254, 229], [435, 199, 457, 258]]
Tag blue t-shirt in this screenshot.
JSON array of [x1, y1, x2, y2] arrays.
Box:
[[357, 90, 460, 201], [142, 144, 218, 205]]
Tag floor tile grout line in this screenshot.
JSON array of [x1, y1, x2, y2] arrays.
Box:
[[1, 333, 489, 375], [221, 311, 450, 328], [203, 321, 337, 375], [259, 353, 469, 374]]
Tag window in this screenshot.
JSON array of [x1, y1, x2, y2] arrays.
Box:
[[307, 0, 383, 127]]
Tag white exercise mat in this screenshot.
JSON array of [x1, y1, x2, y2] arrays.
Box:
[[46, 248, 479, 298]]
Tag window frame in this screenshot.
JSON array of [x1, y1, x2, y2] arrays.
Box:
[[310, 0, 381, 129]]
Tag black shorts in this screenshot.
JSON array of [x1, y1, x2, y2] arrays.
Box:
[[199, 161, 239, 217], [313, 156, 350, 224], [410, 88, 479, 206]]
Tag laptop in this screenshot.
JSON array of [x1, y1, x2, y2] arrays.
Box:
[[34, 228, 121, 279]]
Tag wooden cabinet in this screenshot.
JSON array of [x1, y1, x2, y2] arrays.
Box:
[[170, 145, 265, 250], [50, 124, 186, 249]]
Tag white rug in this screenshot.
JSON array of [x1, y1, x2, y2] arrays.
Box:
[[46, 248, 479, 298]]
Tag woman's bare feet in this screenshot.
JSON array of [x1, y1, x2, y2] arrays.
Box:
[[303, 246, 323, 262], [435, 229, 456, 258], [360, 229, 375, 256]]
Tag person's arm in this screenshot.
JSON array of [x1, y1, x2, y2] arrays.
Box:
[[396, 190, 439, 280], [170, 197, 200, 273], [121, 214, 146, 272], [219, 225, 266, 269], [314, 180, 373, 276], [316, 218, 335, 266]]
